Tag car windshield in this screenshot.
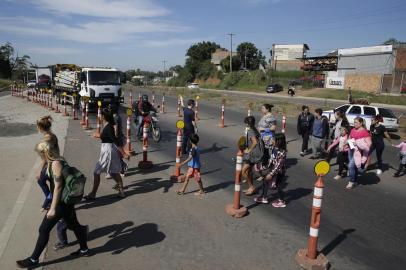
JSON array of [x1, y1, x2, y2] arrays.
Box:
[[378, 108, 396, 118], [88, 71, 120, 85]]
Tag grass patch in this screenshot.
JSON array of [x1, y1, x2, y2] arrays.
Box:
[[0, 79, 12, 91], [305, 89, 406, 105]]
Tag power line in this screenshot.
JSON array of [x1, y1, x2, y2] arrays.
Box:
[[228, 33, 235, 73]]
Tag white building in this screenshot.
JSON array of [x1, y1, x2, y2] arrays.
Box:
[[271, 44, 309, 71]]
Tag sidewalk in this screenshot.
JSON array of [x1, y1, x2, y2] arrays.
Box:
[[0, 94, 69, 269]]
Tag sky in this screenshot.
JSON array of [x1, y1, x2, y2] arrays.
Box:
[[1, 0, 406, 71]]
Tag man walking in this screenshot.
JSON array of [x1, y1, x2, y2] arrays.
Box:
[[180, 97, 197, 155], [310, 108, 329, 159], [297, 105, 314, 156]]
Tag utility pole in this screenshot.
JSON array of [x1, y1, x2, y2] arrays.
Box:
[[162, 60, 167, 84], [228, 33, 235, 73]]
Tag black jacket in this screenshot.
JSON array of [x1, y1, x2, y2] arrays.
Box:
[[297, 113, 314, 135]]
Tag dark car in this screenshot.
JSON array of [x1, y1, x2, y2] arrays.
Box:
[[266, 83, 283, 93]]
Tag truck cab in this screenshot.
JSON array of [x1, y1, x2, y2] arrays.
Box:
[[79, 67, 124, 107]]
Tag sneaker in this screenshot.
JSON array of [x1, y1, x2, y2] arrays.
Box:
[[16, 258, 38, 268], [271, 199, 286, 208], [394, 172, 401, 178], [54, 242, 68, 251], [70, 249, 90, 257], [120, 173, 125, 178], [300, 151, 305, 157], [376, 169, 382, 175], [105, 174, 112, 179], [334, 175, 342, 180], [346, 182, 356, 189], [254, 197, 263, 203], [261, 197, 269, 204]]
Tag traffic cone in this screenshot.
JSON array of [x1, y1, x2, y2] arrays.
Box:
[[177, 97, 182, 117], [138, 121, 153, 169], [225, 148, 248, 218], [71, 97, 78, 119], [170, 129, 184, 182], [80, 101, 86, 126], [219, 101, 225, 128], [83, 102, 91, 130], [161, 94, 165, 114], [282, 115, 286, 133], [295, 175, 329, 270], [125, 115, 136, 156], [93, 105, 101, 138]]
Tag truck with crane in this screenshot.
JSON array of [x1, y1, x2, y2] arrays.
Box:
[[34, 64, 125, 108]]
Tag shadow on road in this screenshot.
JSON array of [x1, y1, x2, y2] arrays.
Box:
[[38, 223, 165, 268], [77, 177, 173, 210], [201, 168, 222, 176], [358, 172, 380, 186], [285, 158, 298, 169], [200, 143, 229, 155], [159, 130, 177, 143], [125, 162, 172, 177], [204, 181, 234, 194], [321, 229, 356, 256]]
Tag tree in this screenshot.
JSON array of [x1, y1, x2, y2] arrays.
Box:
[[0, 42, 30, 80], [220, 55, 241, 72], [383, 38, 402, 46], [236, 42, 266, 70], [186, 41, 220, 62]]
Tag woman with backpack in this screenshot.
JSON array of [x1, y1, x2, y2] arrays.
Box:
[[36, 116, 60, 211], [16, 141, 89, 268], [85, 109, 125, 200], [242, 116, 264, 196]]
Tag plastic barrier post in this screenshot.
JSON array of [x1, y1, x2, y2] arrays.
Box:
[[219, 102, 225, 128], [282, 115, 286, 134], [93, 105, 102, 138], [83, 103, 91, 130], [225, 149, 247, 218], [170, 129, 184, 182], [125, 115, 136, 156], [295, 176, 329, 270], [138, 122, 153, 169]]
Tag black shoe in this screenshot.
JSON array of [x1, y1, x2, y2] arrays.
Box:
[[394, 172, 401, 177], [70, 249, 90, 257], [16, 258, 38, 268], [54, 242, 68, 251]]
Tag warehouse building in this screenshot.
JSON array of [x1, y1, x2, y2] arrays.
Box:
[[325, 44, 406, 93]]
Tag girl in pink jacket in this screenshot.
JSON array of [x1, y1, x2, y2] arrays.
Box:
[[327, 127, 349, 180], [393, 138, 406, 177]]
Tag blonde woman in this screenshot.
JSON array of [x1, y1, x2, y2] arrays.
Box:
[[35, 116, 59, 211], [16, 141, 89, 268]]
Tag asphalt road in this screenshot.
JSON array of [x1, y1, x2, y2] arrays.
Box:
[[28, 87, 405, 270]]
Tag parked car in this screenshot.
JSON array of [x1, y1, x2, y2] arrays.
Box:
[[27, 80, 36, 88], [266, 83, 283, 93], [188, 83, 199, 89], [322, 104, 399, 132]]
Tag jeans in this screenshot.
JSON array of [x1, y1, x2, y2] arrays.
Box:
[[348, 150, 358, 183], [301, 130, 310, 152], [37, 165, 52, 209], [311, 136, 325, 157], [369, 140, 385, 170], [136, 116, 144, 137], [182, 129, 195, 155], [31, 203, 88, 260]]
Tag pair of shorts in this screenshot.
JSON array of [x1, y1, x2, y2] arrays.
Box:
[[186, 167, 201, 182]]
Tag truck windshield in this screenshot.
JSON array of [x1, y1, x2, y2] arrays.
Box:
[[88, 71, 120, 85]]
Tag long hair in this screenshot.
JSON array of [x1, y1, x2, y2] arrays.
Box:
[[354, 116, 366, 128], [244, 116, 258, 134], [101, 108, 115, 125], [35, 141, 63, 162], [274, 133, 287, 151]]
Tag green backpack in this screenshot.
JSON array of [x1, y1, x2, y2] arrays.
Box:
[[59, 161, 86, 204]]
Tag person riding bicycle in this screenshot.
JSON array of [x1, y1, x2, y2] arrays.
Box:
[[136, 94, 156, 137]]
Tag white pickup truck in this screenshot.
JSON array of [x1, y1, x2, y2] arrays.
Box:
[[322, 104, 399, 132]]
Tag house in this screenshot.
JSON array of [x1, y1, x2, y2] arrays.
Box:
[[211, 48, 237, 71], [271, 44, 310, 71]]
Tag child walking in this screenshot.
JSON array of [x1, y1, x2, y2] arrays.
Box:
[[255, 133, 287, 208], [327, 127, 349, 180], [177, 134, 205, 196], [393, 137, 406, 177]]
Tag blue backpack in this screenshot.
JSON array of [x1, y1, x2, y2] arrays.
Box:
[[261, 128, 274, 149]]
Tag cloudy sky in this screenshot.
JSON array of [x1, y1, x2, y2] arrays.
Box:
[[1, 0, 405, 71]]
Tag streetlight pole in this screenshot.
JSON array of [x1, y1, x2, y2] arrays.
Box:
[[228, 33, 235, 73], [162, 60, 167, 84]]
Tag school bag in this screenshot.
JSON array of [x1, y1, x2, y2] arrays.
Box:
[[59, 161, 87, 204], [261, 128, 274, 149]]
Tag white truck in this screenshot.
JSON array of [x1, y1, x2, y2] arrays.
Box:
[[34, 64, 124, 107]]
